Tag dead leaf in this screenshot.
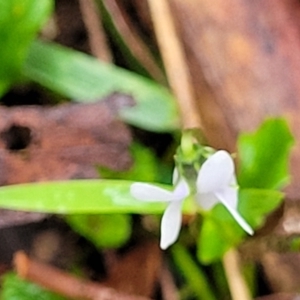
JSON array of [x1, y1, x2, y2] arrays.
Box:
[[0, 94, 133, 185], [171, 0, 300, 200], [262, 252, 300, 293], [104, 241, 162, 298], [256, 294, 300, 300], [0, 210, 46, 229]]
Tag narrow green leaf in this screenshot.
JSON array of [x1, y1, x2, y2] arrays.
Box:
[[238, 118, 294, 189], [171, 244, 217, 300], [0, 0, 53, 96], [66, 214, 132, 248], [23, 40, 179, 132], [0, 180, 169, 214]]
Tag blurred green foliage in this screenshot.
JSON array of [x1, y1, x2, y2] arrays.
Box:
[[238, 118, 294, 189], [171, 244, 217, 300], [98, 143, 162, 182], [0, 0, 53, 96], [1, 273, 66, 300], [66, 214, 132, 248]]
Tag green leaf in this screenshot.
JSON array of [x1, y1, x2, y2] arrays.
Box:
[[0, 0, 53, 96], [1, 272, 66, 300], [0, 179, 198, 215], [66, 214, 131, 248], [238, 118, 294, 189], [23, 40, 179, 132], [197, 188, 283, 264], [239, 189, 283, 229], [0, 180, 169, 214], [197, 205, 244, 264], [171, 244, 217, 300], [197, 218, 230, 264]]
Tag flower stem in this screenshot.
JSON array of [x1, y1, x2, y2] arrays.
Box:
[[171, 244, 217, 300], [147, 0, 202, 129]]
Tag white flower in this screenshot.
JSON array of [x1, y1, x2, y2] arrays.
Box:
[[130, 169, 189, 249], [130, 150, 253, 250], [196, 150, 253, 235]]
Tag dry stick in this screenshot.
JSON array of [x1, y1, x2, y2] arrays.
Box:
[[160, 264, 180, 300], [222, 249, 252, 300], [147, 0, 201, 129], [14, 251, 151, 300], [148, 1, 252, 299], [103, 0, 166, 84], [79, 0, 112, 62]]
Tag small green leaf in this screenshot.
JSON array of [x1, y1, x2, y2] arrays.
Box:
[[238, 118, 294, 189], [23, 40, 179, 132], [197, 189, 283, 264], [1, 272, 66, 300], [197, 217, 226, 264], [66, 214, 131, 248], [0, 0, 53, 96], [239, 189, 283, 228], [197, 205, 244, 264]]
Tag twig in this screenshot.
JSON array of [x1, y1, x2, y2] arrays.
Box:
[[160, 264, 179, 300], [147, 0, 202, 129], [222, 248, 252, 300], [14, 251, 151, 300], [79, 0, 112, 62], [102, 0, 166, 84]]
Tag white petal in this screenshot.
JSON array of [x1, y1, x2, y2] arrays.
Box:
[[215, 191, 254, 235], [196, 150, 235, 194], [172, 168, 179, 185], [160, 201, 183, 249], [173, 178, 190, 200], [219, 184, 238, 209], [131, 183, 175, 202], [195, 192, 219, 210]]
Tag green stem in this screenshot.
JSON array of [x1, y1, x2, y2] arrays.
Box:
[[171, 244, 217, 300]]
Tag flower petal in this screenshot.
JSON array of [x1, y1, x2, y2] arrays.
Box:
[[215, 191, 254, 235], [131, 183, 176, 202], [160, 200, 183, 249], [172, 168, 179, 185], [219, 183, 238, 209], [195, 192, 219, 210], [196, 150, 235, 194], [173, 178, 190, 200]]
